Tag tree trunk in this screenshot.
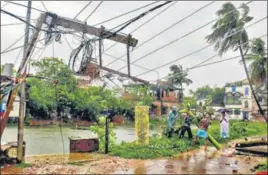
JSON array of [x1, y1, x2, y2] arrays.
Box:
[[238, 43, 267, 122]]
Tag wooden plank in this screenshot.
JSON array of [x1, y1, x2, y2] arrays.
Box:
[[53, 14, 138, 47]]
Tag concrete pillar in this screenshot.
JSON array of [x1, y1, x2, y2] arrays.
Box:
[[3, 63, 14, 76]]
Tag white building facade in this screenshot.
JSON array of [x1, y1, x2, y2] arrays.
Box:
[[224, 79, 254, 120]]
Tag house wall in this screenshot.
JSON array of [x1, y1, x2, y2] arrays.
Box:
[[225, 83, 254, 120]]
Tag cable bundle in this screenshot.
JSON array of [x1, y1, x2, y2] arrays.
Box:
[[68, 39, 95, 74]]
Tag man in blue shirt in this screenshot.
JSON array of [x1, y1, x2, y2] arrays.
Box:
[[166, 106, 179, 137]]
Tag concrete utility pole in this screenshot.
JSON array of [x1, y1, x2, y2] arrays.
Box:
[[17, 1, 32, 163]]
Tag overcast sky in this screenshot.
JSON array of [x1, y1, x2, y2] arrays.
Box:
[[1, 1, 267, 95]]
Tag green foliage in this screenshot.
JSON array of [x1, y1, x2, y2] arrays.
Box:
[[206, 2, 253, 56], [183, 96, 197, 109], [111, 120, 267, 159], [89, 116, 117, 152], [191, 85, 225, 105], [255, 160, 268, 172], [168, 64, 192, 88], [125, 85, 153, 106]]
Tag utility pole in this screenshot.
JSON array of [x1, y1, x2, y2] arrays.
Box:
[[17, 1, 32, 163]]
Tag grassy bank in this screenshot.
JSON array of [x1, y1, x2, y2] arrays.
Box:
[[110, 120, 267, 159]]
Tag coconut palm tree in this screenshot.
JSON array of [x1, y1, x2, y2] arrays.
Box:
[[168, 65, 192, 103], [242, 38, 267, 85], [168, 64, 192, 89], [206, 2, 266, 120]]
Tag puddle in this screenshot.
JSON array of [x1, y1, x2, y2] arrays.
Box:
[[2, 147, 266, 174]]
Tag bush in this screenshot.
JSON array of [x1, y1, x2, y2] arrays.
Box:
[[110, 120, 267, 159], [89, 116, 117, 152]]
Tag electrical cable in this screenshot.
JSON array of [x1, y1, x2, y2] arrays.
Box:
[[1, 23, 25, 26], [101, 1, 178, 66], [73, 1, 92, 19], [1, 1, 9, 8], [116, 2, 256, 72], [84, 1, 103, 21], [1, 38, 46, 54], [40, 1, 48, 12], [1, 33, 24, 53], [3, 1, 46, 13], [105, 1, 216, 67], [153, 34, 267, 81], [69, 1, 174, 75], [92, 1, 160, 27], [0, 9, 79, 34]]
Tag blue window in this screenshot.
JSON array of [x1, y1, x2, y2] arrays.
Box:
[[245, 87, 249, 96], [231, 85, 236, 93]]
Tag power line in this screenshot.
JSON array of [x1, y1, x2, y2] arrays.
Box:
[[105, 1, 216, 67], [101, 1, 178, 66], [188, 34, 267, 70], [4, 1, 46, 13], [134, 16, 267, 78], [157, 34, 267, 81], [0, 9, 79, 34], [1, 38, 46, 54], [1, 33, 24, 53], [1, 1, 9, 8], [116, 1, 256, 72], [1, 23, 25, 26], [85, 1, 104, 21], [73, 1, 92, 19], [40, 1, 48, 12], [92, 1, 160, 27]]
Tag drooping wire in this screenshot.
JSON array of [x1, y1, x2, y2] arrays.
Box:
[[1, 23, 25, 26], [1, 33, 24, 53], [68, 1, 173, 74]]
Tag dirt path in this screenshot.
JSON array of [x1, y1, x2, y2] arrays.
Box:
[[2, 137, 266, 174]]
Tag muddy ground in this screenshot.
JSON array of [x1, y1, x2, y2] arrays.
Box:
[[1, 138, 266, 174]]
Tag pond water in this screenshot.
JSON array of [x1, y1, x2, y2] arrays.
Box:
[[2, 124, 157, 156]]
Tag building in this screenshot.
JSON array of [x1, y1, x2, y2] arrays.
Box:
[[122, 80, 182, 117], [224, 79, 254, 120]]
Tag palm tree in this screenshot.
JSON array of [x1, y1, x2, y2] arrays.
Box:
[[206, 2, 266, 121], [168, 65, 192, 103], [242, 38, 267, 85]]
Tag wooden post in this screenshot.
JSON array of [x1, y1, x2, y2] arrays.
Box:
[[127, 35, 131, 77], [17, 1, 32, 163], [104, 116, 109, 154]]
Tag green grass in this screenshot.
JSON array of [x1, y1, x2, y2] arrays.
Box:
[[110, 120, 267, 159], [15, 163, 32, 168], [255, 160, 268, 172]]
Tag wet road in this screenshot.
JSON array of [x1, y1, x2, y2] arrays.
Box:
[[2, 146, 265, 174]]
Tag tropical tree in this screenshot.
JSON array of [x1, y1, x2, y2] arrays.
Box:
[[242, 38, 267, 85], [206, 2, 265, 119], [168, 65, 192, 89]]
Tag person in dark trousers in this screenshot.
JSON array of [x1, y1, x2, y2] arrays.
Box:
[[179, 112, 193, 140]]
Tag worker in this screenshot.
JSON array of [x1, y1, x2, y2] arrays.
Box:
[[166, 106, 179, 138], [179, 112, 193, 140]]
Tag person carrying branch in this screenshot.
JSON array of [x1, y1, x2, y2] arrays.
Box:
[[166, 106, 179, 138], [193, 112, 211, 151], [179, 112, 193, 140]]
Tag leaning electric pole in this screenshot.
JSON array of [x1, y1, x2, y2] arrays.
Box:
[[17, 1, 32, 163]]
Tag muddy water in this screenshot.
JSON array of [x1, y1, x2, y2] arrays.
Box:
[[2, 124, 156, 155], [2, 147, 265, 174]]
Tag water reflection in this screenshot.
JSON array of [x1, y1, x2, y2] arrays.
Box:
[[2, 125, 155, 155]]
